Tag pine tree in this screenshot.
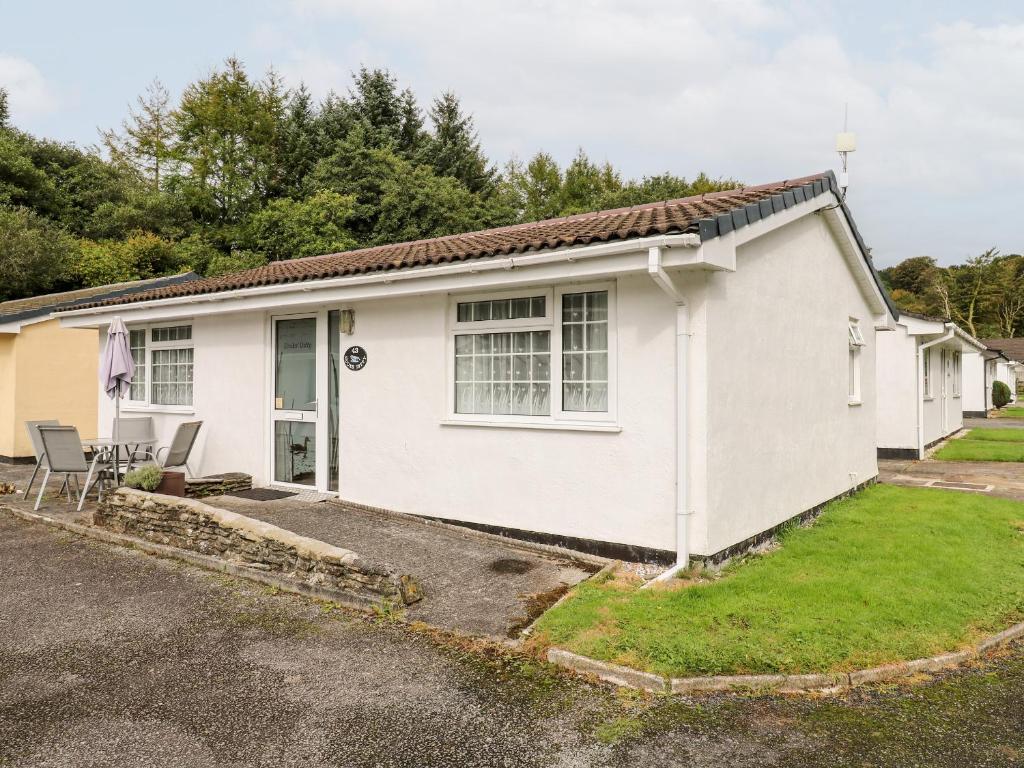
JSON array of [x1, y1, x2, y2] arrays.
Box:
[[426, 91, 495, 194], [100, 78, 176, 188]]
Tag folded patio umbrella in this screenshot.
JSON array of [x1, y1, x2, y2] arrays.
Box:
[[99, 317, 135, 479]]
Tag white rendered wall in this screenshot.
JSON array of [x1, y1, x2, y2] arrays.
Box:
[[702, 213, 880, 556], [876, 325, 919, 450], [961, 351, 987, 415], [98, 312, 267, 481], [921, 343, 964, 446], [337, 273, 681, 552]]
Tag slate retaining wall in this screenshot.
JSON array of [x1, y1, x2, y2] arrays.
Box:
[[95, 488, 421, 605]]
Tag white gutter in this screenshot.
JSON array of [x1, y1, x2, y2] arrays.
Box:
[[917, 324, 954, 458], [644, 245, 692, 584], [58, 233, 702, 322]]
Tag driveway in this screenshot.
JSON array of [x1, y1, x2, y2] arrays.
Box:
[[171, 494, 597, 640], [2, 513, 1024, 768]]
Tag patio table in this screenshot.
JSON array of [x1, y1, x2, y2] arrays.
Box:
[[80, 436, 157, 485]]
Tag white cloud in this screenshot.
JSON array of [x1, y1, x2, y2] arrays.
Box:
[[281, 3, 1024, 263], [0, 54, 57, 119]]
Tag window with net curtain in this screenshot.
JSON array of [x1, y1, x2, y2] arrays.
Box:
[[127, 325, 194, 407], [453, 289, 610, 417]]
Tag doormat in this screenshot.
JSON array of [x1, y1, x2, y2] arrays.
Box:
[[225, 487, 298, 501]]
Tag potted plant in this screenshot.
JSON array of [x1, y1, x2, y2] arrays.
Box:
[[123, 465, 185, 497]]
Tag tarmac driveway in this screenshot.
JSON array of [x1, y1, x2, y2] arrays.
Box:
[[3, 513, 1024, 768], [209, 495, 598, 639]]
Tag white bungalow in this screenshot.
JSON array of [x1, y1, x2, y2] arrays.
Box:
[[981, 339, 1024, 405], [961, 347, 993, 418], [876, 312, 986, 458], [59, 171, 895, 567]]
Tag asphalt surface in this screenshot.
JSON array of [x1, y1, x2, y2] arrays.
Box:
[[212, 495, 595, 638], [2, 512, 1023, 767]]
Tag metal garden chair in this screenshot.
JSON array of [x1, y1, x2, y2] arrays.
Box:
[[33, 426, 99, 512], [24, 419, 59, 498], [128, 420, 203, 478]]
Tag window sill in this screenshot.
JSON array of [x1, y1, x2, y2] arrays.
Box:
[[122, 404, 196, 416], [440, 418, 621, 433]]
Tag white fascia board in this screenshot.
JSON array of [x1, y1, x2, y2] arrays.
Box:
[[951, 324, 987, 352], [901, 316, 947, 336], [59, 233, 703, 328], [816, 199, 892, 324], [0, 321, 23, 334], [707, 191, 892, 327]]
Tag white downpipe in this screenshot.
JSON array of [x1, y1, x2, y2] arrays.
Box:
[[645, 246, 691, 585], [917, 325, 954, 459]]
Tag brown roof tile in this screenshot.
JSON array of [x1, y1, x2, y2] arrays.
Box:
[[66, 172, 837, 312]]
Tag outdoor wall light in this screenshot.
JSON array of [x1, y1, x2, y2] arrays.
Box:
[[340, 309, 355, 335]]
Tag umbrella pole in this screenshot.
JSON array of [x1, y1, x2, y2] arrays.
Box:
[[114, 381, 120, 484]]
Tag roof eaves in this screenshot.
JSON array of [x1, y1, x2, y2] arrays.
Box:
[[4, 272, 202, 326]]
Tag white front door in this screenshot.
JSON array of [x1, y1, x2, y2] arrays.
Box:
[[270, 312, 340, 491]]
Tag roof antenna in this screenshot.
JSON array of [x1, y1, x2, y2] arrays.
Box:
[[835, 102, 856, 196]]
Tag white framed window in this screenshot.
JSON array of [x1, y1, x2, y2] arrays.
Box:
[[125, 323, 194, 409], [923, 347, 932, 399], [848, 318, 863, 404], [952, 350, 961, 396], [447, 284, 616, 426]]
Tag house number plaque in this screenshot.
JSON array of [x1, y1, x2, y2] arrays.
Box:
[[344, 346, 367, 371]]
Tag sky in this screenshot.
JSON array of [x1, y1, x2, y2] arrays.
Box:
[[2, 0, 1024, 267]]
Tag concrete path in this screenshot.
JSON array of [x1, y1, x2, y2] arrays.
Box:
[[3, 512, 1024, 767], [210, 494, 596, 639], [965, 416, 1024, 430], [880, 457, 1024, 500]]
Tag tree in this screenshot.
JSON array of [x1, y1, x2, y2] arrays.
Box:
[[171, 57, 286, 231], [247, 190, 357, 260], [0, 88, 9, 129], [345, 67, 425, 159], [506, 152, 563, 221], [0, 206, 79, 301], [72, 232, 185, 286], [277, 85, 318, 197], [560, 149, 621, 214], [100, 78, 176, 188], [372, 162, 490, 245], [425, 92, 495, 194], [934, 249, 998, 337], [990, 254, 1024, 337]]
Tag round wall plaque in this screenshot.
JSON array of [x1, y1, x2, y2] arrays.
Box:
[[344, 345, 367, 371]]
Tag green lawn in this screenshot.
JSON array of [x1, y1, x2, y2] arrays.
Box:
[[532, 485, 1024, 677], [997, 407, 1024, 419], [934, 428, 1024, 462]]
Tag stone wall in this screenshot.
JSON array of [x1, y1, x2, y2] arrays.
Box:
[[185, 472, 252, 499], [95, 489, 421, 605]]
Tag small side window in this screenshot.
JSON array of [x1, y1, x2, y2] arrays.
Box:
[[848, 319, 863, 404]]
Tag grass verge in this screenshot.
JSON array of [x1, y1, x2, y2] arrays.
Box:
[[934, 429, 1024, 462], [996, 407, 1024, 419], [530, 485, 1024, 678]]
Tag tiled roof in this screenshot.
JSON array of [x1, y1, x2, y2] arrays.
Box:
[[66, 171, 843, 312], [0, 273, 203, 325], [982, 338, 1024, 362]]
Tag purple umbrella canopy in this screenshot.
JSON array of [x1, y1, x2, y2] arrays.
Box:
[[99, 317, 134, 466], [99, 317, 135, 399]]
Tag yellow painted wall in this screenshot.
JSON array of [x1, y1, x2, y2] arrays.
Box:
[[0, 335, 16, 458], [0, 319, 99, 459]]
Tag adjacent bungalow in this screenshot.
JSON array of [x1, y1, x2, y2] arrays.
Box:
[[961, 346, 994, 418], [59, 171, 895, 566], [981, 338, 1024, 404], [876, 312, 985, 459], [0, 274, 200, 462]]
